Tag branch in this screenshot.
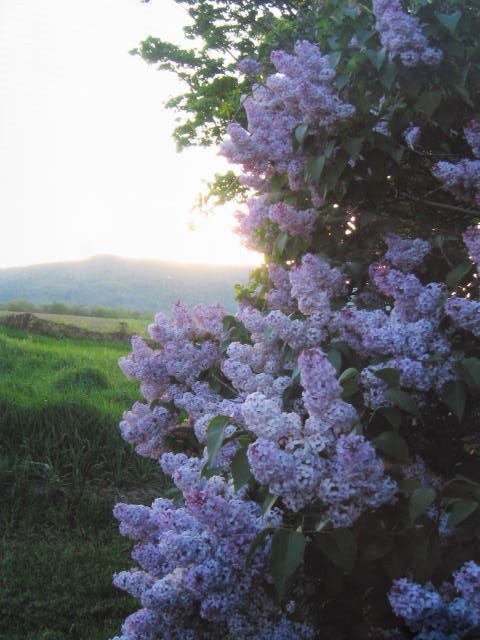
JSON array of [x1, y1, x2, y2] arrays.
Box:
[[400, 196, 480, 220]]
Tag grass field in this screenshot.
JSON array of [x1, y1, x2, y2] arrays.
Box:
[[0, 323, 167, 639]]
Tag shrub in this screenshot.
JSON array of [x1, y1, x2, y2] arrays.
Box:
[[112, 2, 480, 638]]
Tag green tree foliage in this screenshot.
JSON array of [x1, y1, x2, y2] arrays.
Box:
[[132, 0, 316, 148]]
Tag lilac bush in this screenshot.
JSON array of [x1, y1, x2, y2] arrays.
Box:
[[112, 2, 480, 637]]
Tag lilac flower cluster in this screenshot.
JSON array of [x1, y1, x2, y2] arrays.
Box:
[[432, 159, 480, 207], [465, 120, 480, 159], [244, 348, 396, 523], [372, 0, 442, 67], [113, 453, 314, 640], [384, 233, 430, 272], [388, 562, 480, 638], [463, 224, 480, 268], [112, 25, 480, 638], [221, 40, 355, 239]]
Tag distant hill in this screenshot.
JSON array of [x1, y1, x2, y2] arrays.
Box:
[[0, 255, 253, 314]]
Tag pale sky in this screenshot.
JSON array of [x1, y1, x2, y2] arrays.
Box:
[[0, 0, 260, 268]]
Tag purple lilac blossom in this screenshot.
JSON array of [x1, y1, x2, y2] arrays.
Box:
[[268, 202, 317, 239], [385, 233, 430, 271], [268, 40, 355, 127], [465, 120, 480, 159], [445, 297, 480, 338], [237, 57, 263, 77], [463, 225, 480, 267], [432, 159, 480, 206], [113, 454, 315, 640], [265, 263, 296, 312], [290, 253, 346, 316], [403, 125, 421, 150], [388, 564, 480, 638], [372, 0, 442, 67]]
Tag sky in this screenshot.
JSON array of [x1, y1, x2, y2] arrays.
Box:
[[0, 0, 260, 268]]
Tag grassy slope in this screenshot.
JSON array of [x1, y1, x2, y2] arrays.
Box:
[[0, 324, 166, 639]]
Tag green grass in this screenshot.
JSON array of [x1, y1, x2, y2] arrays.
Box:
[[0, 324, 167, 638]]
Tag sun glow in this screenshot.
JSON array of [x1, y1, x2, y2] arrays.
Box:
[[0, 0, 261, 269]]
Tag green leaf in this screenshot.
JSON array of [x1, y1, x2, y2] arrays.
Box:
[[446, 261, 472, 289], [339, 367, 358, 384], [274, 231, 289, 256], [246, 527, 275, 567], [384, 388, 420, 418], [435, 10, 462, 34], [271, 530, 306, 598], [342, 137, 364, 160], [411, 532, 441, 582], [417, 90, 442, 118], [447, 500, 479, 528], [409, 487, 436, 523], [335, 73, 351, 90], [294, 123, 309, 145], [380, 61, 397, 89], [329, 50, 342, 69], [206, 415, 229, 466], [366, 47, 386, 70], [262, 493, 278, 514], [327, 348, 342, 373], [341, 378, 359, 399], [441, 380, 467, 421], [304, 155, 326, 181], [316, 528, 357, 573], [231, 446, 252, 492], [456, 357, 480, 389], [373, 430, 409, 463], [374, 367, 401, 387], [379, 407, 402, 430]]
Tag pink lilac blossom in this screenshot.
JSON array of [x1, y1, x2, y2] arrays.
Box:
[[372, 0, 442, 67], [384, 233, 430, 272], [431, 159, 480, 206]]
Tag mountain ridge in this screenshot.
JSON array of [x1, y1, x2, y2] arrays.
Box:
[[0, 255, 254, 313]]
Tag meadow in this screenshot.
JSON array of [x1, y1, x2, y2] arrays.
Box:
[[0, 321, 166, 639]]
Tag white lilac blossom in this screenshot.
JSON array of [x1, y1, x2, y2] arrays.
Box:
[[372, 0, 442, 67], [388, 564, 480, 638], [384, 233, 430, 272]]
